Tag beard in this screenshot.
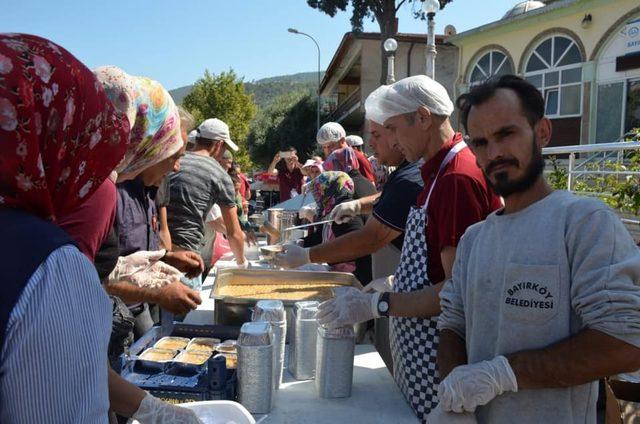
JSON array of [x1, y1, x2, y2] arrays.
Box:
[[484, 137, 545, 198]]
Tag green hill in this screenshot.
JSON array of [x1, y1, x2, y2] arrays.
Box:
[[169, 71, 324, 109]]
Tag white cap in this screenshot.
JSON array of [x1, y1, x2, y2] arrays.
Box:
[[366, 75, 454, 124], [345, 135, 364, 147], [187, 129, 197, 145], [197, 118, 239, 151], [316, 122, 346, 146]]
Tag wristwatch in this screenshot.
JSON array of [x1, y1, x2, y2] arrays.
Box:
[[376, 292, 391, 317]]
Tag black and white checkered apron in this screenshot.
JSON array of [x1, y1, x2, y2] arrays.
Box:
[[389, 142, 467, 422]]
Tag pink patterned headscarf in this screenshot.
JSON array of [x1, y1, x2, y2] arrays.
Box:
[[323, 147, 360, 174]]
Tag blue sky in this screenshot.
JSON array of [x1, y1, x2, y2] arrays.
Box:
[[1, 0, 517, 90]]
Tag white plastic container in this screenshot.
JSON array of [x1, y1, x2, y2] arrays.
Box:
[[129, 400, 255, 424]]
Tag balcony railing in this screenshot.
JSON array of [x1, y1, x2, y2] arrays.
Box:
[[329, 87, 361, 122]]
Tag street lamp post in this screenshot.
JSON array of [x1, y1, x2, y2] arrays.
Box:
[[422, 0, 440, 79], [288, 28, 321, 132], [383, 38, 398, 84]]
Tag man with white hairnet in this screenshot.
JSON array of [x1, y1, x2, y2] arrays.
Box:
[[346, 134, 364, 152], [316, 122, 376, 183], [314, 76, 502, 421]]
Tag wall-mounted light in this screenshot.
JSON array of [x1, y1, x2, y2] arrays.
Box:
[[581, 13, 592, 29]]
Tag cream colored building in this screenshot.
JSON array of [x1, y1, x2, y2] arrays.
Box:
[[320, 32, 459, 134], [449, 0, 640, 146]]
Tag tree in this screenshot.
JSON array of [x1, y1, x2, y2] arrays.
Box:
[[183, 70, 257, 170], [246, 91, 322, 167], [307, 0, 452, 84]]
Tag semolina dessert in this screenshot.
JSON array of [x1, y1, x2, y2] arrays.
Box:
[[154, 337, 190, 350], [175, 351, 211, 365], [139, 348, 176, 362], [217, 282, 339, 301], [186, 338, 220, 353], [215, 353, 237, 369]]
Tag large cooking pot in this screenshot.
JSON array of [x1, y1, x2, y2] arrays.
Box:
[[266, 208, 298, 244]]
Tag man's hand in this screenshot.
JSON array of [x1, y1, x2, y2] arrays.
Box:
[[244, 230, 258, 246], [299, 205, 317, 222], [329, 200, 361, 224], [438, 355, 518, 413], [153, 282, 202, 315], [316, 287, 380, 329], [132, 392, 203, 423], [275, 244, 310, 269], [363, 275, 394, 293], [164, 251, 204, 278]]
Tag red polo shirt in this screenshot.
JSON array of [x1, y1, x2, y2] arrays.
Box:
[[418, 133, 502, 284], [354, 149, 376, 184]]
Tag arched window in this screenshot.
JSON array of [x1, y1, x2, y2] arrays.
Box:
[[524, 35, 583, 118], [469, 50, 514, 86]]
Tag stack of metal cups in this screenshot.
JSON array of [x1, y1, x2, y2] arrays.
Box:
[[252, 300, 287, 389], [289, 301, 319, 380], [315, 324, 355, 398], [237, 321, 274, 413]]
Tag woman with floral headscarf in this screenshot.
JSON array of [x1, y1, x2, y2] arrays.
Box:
[[91, 67, 204, 334], [324, 147, 377, 205], [302, 171, 372, 284], [0, 34, 203, 424]]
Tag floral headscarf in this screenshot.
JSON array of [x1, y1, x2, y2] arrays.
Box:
[[310, 171, 355, 219], [0, 34, 129, 220], [94, 66, 182, 179], [323, 147, 360, 174]]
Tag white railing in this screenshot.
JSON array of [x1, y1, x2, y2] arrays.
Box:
[[542, 141, 640, 228]]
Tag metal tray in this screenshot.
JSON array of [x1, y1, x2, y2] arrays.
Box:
[[210, 269, 362, 332]]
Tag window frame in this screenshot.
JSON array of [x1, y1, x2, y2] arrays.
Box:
[[524, 35, 584, 119], [468, 49, 515, 86]]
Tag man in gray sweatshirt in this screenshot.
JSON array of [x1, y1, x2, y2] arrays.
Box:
[[434, 75, 640, 423]]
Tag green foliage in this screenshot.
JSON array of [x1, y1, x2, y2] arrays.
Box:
[[182, 70, 257, 171], [306, 0, 453, 32], [245, 72, 324, 109], [547, 156, 568, 190], [246, 91, 322, 167], [546, 129, 640, 215]]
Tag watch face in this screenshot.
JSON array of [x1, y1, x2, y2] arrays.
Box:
[[379, 301, 389, 313]]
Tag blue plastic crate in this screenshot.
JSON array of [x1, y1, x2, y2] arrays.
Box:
[[120, 323, 240, 402]]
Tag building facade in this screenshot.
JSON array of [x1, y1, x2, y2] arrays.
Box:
[[449, 0, 640, 146], [320, 32, 459, 135]]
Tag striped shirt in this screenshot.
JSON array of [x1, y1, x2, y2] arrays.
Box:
[[0, 245, 111, 423]]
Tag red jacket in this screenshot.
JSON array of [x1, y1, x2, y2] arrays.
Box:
[[354, 150, 376, 184]]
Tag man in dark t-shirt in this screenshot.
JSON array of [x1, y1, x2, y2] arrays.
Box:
[[276, 119, 423, 277]]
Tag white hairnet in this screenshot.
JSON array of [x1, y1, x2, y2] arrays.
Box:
[[316, 122, 346, 146], [345, 135, 364, 147], [366, 75, 454, 124], [364, 85, 391, 125]]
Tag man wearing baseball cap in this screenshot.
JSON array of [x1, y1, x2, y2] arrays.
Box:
[[314, 76, 502, 421], [317, 122, 376, 183], [167, 118, 247, 277]]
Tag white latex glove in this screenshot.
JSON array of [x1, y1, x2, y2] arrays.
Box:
[[299, 204, 317, 222], [130, 393, 203, 424], [109, 250, 167, 284], [426, 404, 478, 424], [329, 199, 361, 224], [274, 244, 310, 269], [127, 260, 183, 289], [316, 286, 380, 330], [438, 355, 518, 413], [363, 275, 394, 293]]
